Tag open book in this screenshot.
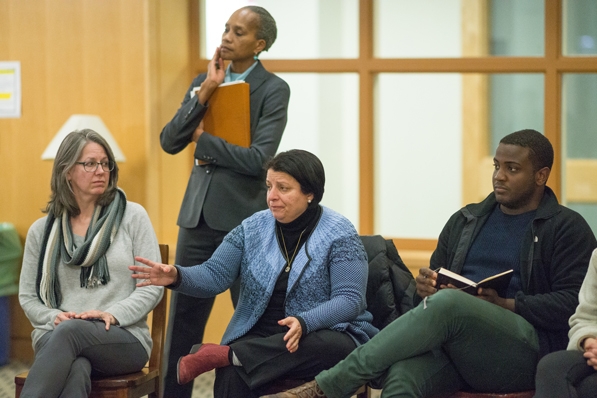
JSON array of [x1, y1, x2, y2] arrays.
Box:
[[435, 268, 513, 295]]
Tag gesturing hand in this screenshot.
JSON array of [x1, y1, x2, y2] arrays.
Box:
[[129, 257, 178, 287]]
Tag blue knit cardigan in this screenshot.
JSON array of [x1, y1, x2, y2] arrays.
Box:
[[175, 206, 378, 345]]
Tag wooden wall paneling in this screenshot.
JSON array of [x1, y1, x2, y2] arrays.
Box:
[[1, 0, 53, 362], [0, 1, 15, 231], [76, 1, 147, 203], [544, 0, 562, 198], [0, 1, 53, 240], [461, 0, 490, 205], [565, 159, 597, 202], [0, 0, 157, 362], [145, 0, 162, 239], [359, 0, 374, 235], [115, 1, 151, 205], [147, 0, 195, 248], [45, 1, 84, 147]]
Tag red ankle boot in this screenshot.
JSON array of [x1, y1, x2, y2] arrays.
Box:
[[177, 343, 231, 384]]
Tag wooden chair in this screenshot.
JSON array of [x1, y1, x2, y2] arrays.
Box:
[[15, 244, 169, 398]]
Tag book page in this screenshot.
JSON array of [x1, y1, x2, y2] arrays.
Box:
[[219, 80, 245, 87], [437, 268, 475, 286], [478, 269, 513, 285]]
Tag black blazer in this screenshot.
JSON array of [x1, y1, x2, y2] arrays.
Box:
[[160, 62, 291, 231]]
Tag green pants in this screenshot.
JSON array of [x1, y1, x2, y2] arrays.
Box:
[[315, 289, 539, 398]]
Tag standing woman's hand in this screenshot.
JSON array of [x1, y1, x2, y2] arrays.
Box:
[[207, 46, 226, 83], [197, 47, 225, 105]]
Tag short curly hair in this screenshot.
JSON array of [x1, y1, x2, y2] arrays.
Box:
[[500, 129, 554, 171]]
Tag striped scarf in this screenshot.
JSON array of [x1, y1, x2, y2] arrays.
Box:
[[36, 189, 126, 308]]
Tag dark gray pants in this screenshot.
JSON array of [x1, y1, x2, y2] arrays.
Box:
[[535, 349, 597, 398], [21, 319, 147, 398]]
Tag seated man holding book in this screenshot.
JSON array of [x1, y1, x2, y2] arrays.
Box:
[[265, 129, 597, 398]]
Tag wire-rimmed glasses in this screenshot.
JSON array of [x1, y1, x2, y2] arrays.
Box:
[[75, 161, 115, 172]]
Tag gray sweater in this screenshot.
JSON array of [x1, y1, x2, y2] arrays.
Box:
[[19, 201, 163, 357]]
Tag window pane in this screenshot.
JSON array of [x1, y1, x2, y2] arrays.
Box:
[[376, 73, 545, 239], [375, 0, 462, 58], [374, 0, 544, 58], [200, 0, 359, 59], [490, 0, 544, 56], [562, 73, 597, 236], [375, 73, 463, 239], [490, 74, 544, 153], [277, 73, 360, 229], [563, 0, 597, 56]]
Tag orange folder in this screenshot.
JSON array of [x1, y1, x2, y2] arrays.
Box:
[[202, 81, 251, 147]]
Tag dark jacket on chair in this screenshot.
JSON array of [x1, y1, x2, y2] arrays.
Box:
[[360, 235, 416, 330]]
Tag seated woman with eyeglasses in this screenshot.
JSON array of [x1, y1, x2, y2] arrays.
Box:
[[130, 149, 377, 398], [18, 129, 163, 398]]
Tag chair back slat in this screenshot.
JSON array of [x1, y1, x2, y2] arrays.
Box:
[[148, 244, 168, 370]]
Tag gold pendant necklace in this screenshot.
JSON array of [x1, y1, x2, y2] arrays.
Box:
[[279, 226, 306, 273]]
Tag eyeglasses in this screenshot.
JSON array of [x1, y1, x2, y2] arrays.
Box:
[[75, 161, 115, 172]]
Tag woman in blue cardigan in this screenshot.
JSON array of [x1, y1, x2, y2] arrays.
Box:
[[131, 149, 377, 397]]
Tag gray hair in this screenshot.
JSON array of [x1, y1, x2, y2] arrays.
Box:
[[44, 129, 119, 216], [243, 6, 277, 52]]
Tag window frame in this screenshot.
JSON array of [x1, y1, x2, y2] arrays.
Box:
[[191, 0, 597, 250]]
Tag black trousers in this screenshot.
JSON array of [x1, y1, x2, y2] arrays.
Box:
[[535, 350, 597, 398], [162, 218, 234, 398], [213, 329, 357, 398]]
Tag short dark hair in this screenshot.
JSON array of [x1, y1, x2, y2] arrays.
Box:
[[500, 129, 554, 171], [243, 6, 277, 52], [45, 129, 119, 216], [265, 149, 325, 206]]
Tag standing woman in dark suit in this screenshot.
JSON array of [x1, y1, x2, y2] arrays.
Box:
[[159, 6, 290, 398]]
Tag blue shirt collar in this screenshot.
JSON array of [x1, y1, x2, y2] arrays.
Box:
[[224, 61, 259, 83]]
